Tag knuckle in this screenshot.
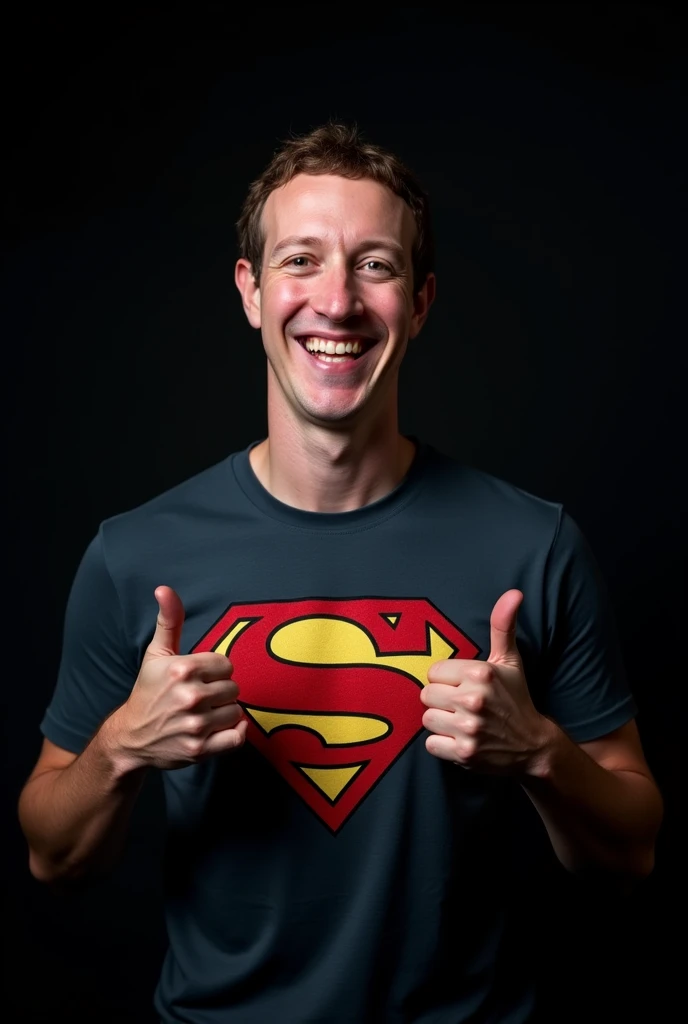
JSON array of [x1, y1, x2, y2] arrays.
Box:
[[464, 692, 484, 713], [185, 715, 206, 737], [177, 686, 202, 712], [183, 737, 205, 760], [460, 738, 476, 759], [169, 659, 193, 684]]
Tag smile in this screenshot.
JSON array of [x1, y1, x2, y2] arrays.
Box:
[[298, 336, 374, 361]]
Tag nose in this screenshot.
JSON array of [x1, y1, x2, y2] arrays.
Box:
[[309, 263, 364, 322]]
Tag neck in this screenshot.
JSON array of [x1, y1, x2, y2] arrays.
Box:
[[249, 403, 415, 514]]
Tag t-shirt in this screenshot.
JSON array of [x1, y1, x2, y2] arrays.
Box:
[[41, 440, 636, 1024]]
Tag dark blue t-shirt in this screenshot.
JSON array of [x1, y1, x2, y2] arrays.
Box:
[[41, 441, 636, 1023]]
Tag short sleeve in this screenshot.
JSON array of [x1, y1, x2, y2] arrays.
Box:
[[40, 529, 140, 753], [540, 511, 637, 742]]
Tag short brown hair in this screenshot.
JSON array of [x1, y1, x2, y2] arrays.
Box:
[[236, 122, 434, 294]]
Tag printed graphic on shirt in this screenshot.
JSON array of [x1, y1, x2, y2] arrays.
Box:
[[192, 598, 480, 832]]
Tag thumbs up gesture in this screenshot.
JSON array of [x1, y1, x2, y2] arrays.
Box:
[[421, 590, 548, 774], [111, 586, 248, 771]]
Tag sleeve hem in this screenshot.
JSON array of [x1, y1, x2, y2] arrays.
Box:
[[39, 710, 96, 755], [559, 696, 638, 744]]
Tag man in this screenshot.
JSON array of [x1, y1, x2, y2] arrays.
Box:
[[19, 122, 662, 1023]]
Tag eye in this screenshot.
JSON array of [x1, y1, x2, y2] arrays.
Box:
[[284, 255, 312, 268], [360, 259, 393, 275]]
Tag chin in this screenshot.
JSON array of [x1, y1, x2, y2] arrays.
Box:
[[295, 392, 368, 425], [298, 400, 369, 427], [305, 410, 362, 427]]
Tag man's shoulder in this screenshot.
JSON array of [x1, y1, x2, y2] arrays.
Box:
[[97, 448, 250, 549], [421, 444, 564, 529]]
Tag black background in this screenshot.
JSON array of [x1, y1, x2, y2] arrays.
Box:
[[4, 5, 685, 1021]]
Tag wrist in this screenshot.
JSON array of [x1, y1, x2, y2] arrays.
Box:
[[523, 714, 562, 780], [95, 707, 149, 781]]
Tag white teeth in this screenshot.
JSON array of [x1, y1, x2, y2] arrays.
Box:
[[303, 336, 363, 355]]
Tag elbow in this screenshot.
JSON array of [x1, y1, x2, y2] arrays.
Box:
[[623, 796, 664, 885], [27, 848, 75, 885], [627, 841, 659, 886], [28, 852, 58, 884], [634, 842, 657, 881], [27, 845, 101, 886], [566, 840, 658, 894], [614, 848, 657, 895]]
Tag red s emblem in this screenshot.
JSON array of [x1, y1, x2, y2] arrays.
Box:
[[192, 599, 480, 832]]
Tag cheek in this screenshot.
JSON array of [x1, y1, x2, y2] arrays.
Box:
[[366, 287, 413, 330], [264, 280, 309, 319]]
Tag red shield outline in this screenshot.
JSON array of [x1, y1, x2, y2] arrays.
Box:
[[192, 597, 480, 832]]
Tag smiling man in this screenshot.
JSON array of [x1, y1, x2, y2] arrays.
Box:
[[236, 167, 434, 511], [19, 123, 662, 1024]]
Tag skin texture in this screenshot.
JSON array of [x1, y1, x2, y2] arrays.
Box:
[[19, 587, 248, 881], [421, 590, 549, 773], [421, 588, 663, 881], [235, 174, 435, 512], [19, 171, 662, 889], [237, 173, 426, 427]]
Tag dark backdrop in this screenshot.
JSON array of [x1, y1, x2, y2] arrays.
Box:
[[4, 6, 684, 1022]]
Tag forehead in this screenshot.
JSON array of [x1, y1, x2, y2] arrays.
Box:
[[262, 173, 416, 253]]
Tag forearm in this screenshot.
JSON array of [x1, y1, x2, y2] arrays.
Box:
[[18, 716, 148, 883], [522, 720, 663, 883]]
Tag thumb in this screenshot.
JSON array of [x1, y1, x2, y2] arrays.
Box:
[[488, 589, 524, 665], [146, 585, 185, 657]]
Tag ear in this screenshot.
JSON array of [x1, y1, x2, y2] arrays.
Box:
[[235, 258, 261, 329], [408, 273, 436, 340]]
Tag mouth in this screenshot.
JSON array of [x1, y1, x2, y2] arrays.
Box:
[[295, 335, 377, 363]]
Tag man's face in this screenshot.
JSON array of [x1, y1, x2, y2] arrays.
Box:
[[236, 173, 434, 429]]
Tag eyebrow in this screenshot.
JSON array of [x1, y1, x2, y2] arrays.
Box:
[[269, 235, 407, 264], [269, 236, 322, 262]]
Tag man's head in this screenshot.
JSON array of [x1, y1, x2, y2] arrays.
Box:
[[236, 122, 434, 295], [234, 124, 436, 432]]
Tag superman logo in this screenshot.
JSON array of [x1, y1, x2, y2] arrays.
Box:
[[192, 598, 480, 832]]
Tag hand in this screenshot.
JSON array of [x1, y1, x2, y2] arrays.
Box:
[[420, 589, 550, 774], [109, 586, 248, 771]]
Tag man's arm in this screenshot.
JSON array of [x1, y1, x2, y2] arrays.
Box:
[[422, 589, 663, 885], [520, 718, 663, 882], [19, 586, 248, 883], [18, 732, 149, 882]]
